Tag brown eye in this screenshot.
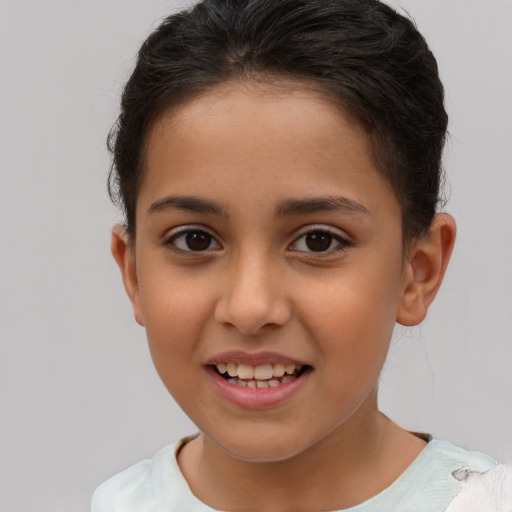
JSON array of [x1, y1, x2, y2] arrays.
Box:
[[304, 231, 333, 252], [167, 228, 221, 252], [185, 231, 212, 251], [290, 227, 351, 255]]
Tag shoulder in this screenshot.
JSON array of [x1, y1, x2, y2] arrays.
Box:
[[91, 438, 214, 512], [407, 439, 512, 512], [425, 439, 498, 474], [91, 456, 152, 512], [401, 438, 498, 493], [445, 462, 512, 511], [378, 438, 499, 512], [91, 443, 175, 512]]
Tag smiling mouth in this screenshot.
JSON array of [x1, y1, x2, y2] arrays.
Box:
[[212, 362, 310, 388]]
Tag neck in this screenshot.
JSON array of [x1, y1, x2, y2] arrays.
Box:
[[178, 395, 426, 511]]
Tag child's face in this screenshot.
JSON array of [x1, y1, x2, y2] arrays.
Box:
[[125, 81, 410, 462]]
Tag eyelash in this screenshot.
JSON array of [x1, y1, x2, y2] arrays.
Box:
[[163, 225, 221, 253], [163, 225, 352, 256], [289, 225, 352, 256]]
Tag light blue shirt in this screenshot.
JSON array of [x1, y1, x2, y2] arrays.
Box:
[[91, 437, 497, 511]]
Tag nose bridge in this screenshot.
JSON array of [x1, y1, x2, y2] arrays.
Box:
[[215, 245, 289, 334]]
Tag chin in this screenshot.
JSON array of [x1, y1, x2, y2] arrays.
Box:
[[208, 428, 316, 464]]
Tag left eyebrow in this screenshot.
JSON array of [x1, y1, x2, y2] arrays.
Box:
[[147, 195, 229, 217], [275, 196, 371, 217]]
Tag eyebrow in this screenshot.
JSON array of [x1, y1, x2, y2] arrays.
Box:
[[275, 196, 371, 217], [147, 195, 229, 217], [147, 194, 370, 218]]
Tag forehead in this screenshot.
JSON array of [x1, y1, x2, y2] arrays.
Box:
[[145, 78, 369, 165], [139, 80, 399, 221]]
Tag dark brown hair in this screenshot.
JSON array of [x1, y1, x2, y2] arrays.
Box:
[[108, 0, 448, 241]]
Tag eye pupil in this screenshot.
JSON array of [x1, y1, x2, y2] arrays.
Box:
[[305, 232, 332, 252], [186, 231, 211, 251]]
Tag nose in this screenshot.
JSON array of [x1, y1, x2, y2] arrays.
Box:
[[214, 251, 291, 335]]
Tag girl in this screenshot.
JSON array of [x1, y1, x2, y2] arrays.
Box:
[[92, 0, 507, 510]]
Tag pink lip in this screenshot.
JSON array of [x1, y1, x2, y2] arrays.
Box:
[[205, 350, 307, 366], [205, 364, 312, 410]]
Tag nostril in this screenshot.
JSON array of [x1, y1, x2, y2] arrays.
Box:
[[214, 294, 291, 335]]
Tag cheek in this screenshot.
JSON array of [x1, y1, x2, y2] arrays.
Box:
[[138, 271, 214, 384], [139, 259, 214, 334], [300, 262, 402, 330], [303, 291, 394, 420], [296, 263, 402, 371]]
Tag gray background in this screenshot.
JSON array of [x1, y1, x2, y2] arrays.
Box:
[[1, 1, 511, 510]]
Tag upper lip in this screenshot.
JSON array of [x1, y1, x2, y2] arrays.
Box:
[[205, 350, 309, 367]]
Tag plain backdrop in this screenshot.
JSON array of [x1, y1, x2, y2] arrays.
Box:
[[1, 1, 511, 510]]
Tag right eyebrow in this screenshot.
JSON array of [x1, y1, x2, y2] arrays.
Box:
[[147, 195, 229, 217]]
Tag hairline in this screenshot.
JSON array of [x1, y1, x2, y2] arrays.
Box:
[[132, 73, 405, 235]]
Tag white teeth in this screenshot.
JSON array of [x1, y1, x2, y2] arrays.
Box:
[[225, 377, 294, 388], [272, 363, 285, 377], [253, 364, 273, 380], [227, 363, 238, 377], [285, 364, 295, 375], [237, 364, 254, 380], [215, 362, 304, 384]]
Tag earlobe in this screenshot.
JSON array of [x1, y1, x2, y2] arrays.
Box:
[[396, 214, 456, 326], [111, 225, 145, 326]]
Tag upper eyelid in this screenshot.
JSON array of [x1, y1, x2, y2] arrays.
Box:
[[161, 223, 351, 247], [292, 224, 351, 240], [164, 224, 218, 239], [163, 224, 223, 252], [287, 225, 353, 255]]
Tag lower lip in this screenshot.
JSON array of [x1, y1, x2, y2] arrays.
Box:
[[205, 366, 311, 410]]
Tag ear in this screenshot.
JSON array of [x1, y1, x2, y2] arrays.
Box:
[[111, 225, 145, 326], [396, 214, 456, 326]]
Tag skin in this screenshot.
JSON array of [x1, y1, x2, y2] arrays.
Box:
[[112, 80, 456, 511]]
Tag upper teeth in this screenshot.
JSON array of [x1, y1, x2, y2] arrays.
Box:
[[216, 362, 299, 380]]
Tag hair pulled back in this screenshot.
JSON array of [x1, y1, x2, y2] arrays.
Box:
[[108, 0, 448, 241]]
